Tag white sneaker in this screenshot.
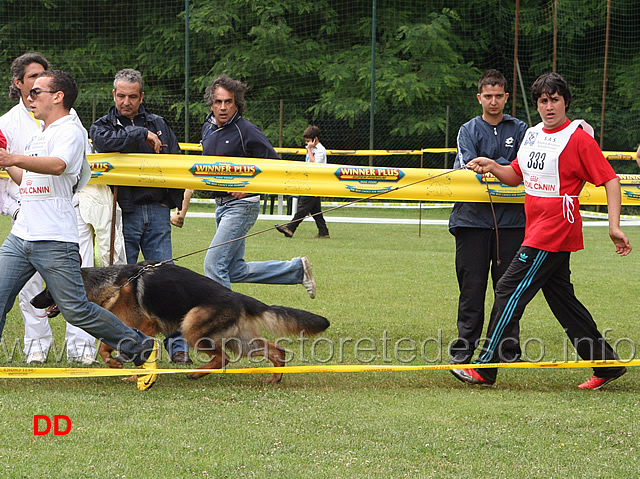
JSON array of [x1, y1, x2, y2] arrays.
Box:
[[69, 354, 99, 365], [26, 351, 47, 364], [301, 256, 316, 299]]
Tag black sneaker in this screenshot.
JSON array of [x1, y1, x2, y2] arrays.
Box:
[[275, 224, 294, 238]]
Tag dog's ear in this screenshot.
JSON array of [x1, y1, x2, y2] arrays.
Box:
[[31, 289, 54, 309]]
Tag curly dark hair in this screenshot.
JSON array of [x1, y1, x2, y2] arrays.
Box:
[[9, 53, 49, 101], [204, 74, 247, 115]]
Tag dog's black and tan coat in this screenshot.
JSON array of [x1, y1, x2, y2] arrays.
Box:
[[32, 261, 329, 384]]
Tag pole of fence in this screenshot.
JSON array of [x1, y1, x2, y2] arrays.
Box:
[[512, 0, 520, 117], [369, 0, 377, 167], [184, 0, 190, 144], [600, 0, 611, 149]]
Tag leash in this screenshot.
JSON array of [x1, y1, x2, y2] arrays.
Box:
[[484, 177, 501, 265], [166, 165, 469, 264], [111, 165, 469, 289]]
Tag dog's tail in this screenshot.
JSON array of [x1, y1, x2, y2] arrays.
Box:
[[257, 306, 329, 337]]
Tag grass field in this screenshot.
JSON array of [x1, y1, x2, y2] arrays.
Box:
[[0, 205, 639, 478]]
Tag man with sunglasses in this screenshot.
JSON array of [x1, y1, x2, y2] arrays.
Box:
[[0, 70, 158, 390], [0, 53, 98, 365]]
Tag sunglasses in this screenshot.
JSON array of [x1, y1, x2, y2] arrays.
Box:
[[28, 89, 60, 99]]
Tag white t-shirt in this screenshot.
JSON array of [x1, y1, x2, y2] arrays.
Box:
[[11, 114, 90, 243], [306, 142, 327, 164]]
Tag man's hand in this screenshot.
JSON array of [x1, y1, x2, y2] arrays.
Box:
[[228, 191, 249, 199], [609, 227, 632, 256], [0, 148, 16, 169], [145, 131, 165, 153], [465, 156, 495, 174]]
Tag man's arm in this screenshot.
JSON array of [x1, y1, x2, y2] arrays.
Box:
[[635, 144, 640, 169], [465, 157, 523, 186], [89, 117, 148, 153], [0, 149, 66, 183], [454, 124, 479, 167], [603, 176, 632, 256]]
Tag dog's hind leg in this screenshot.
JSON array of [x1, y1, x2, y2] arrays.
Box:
[[186, 340, 230, 380], [248, 339, 286, 385]]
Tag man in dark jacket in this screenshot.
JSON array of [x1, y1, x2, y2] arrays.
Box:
[[201, 74, 316, 298], [448, 69, 528, 365], [90, 68, 190, 364]]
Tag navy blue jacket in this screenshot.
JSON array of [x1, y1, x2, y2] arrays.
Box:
[[448, 114, 528, 233], [90, 105, 184, 213], [201, 112, 279, 200]]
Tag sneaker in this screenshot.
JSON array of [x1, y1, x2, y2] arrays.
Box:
[[578, 368, 626, 390], [300, 256, 316, 299], [26, 351, 47, 364], [275, 224, 294, 238], [313, 233, 330, 239], [450, 368, 494, 386], [69, 354, 99, 365], [137, 340, 158, 391]]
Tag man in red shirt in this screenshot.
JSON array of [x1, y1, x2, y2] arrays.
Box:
[[453, 72, 631, 389]]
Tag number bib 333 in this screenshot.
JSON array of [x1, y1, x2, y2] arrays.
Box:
[[518, 120, 591, 197]]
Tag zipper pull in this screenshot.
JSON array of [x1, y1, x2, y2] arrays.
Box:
[[494, 127, 497, 136]]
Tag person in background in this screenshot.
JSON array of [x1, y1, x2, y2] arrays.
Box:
[[90, 68, 191, 365], [275, 125, 330, 239]]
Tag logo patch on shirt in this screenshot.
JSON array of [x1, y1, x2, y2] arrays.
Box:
[[518, 253, 528, 263], [504, 136, 515, 148], [524, 131, 538, 147]]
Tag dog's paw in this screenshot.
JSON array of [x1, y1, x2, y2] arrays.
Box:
[[105, 358, 124, 369], [186, 372, 206, 380], [264, 375, 283, 385]]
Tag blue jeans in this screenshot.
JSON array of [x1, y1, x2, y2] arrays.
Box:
[[121, 203, 187, 357], [122, 203, 173, 264], [0, 234, 153, 365], [204, 200, 303, 289]]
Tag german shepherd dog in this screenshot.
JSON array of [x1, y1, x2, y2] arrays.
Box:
[[31, 261, 330, 384]]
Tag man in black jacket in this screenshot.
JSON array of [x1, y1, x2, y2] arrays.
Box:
[[90, 68, 191, 364], [448, 70, 528, 365]]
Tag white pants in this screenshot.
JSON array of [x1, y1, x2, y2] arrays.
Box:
[[78, 184, 126, 266]]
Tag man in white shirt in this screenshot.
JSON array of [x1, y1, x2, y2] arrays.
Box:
[[0, 69, 157, 390], [0, 53, 97, 364]]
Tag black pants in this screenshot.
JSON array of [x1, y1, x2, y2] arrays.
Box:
[[450, 227, 525, 361], [475, 247, 624, 383], [287, 196, 329, 235]]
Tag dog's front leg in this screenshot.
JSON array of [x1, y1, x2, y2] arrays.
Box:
[[98, 342, 124, 369]]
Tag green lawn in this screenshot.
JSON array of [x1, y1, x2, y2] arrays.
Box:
[[0, 207, 638, 478]]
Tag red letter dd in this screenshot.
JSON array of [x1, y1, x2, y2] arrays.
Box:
[[33, 415, 51, 435], [54, 415, 72, 435]]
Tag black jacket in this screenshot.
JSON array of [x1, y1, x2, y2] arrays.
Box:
[[90, 105, 184, 213], [448, 114, 528, 233], [201, 111, 279, 201]]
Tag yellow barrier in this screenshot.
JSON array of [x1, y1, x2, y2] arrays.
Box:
[[179, 143, 637, 160], [1, 359, 638, 378], [86, 153, 640, 205]]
